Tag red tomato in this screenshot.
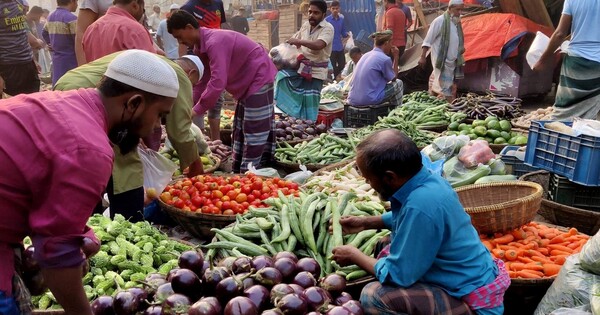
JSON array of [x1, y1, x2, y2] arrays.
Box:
[[191, 196, 202, 207], [260, 193, 270, 200], [277, 180, 287, 188], [201, 191, 211, 199], [261, 186, 271, 194], [166, 200, 175, 206], [235, 193, 248, 203], [220, 184, 233, 194], [221, 196, 231, 202], [241, 185, 252, 195], [179, 192, 190, 200], [222, 201, 231, 210], [171, 189, 181, 197], [211, 206, 221, 214], [201, 206, 211, 214], [287, 182, 299, 190], [208, 182, 218, 190], [251, 181, 263, 191], [223, 209, 235, 216], [190, 205, 198, 212], [252, 190, 261, 198], [281, 188, 290, 195], [199, 196, 208, 205], [211, 199, 220, 205], [195, 175, 205, 183], [174, 199, 185, 209], [246, 173, 256, 179], [194, 182, 203, 190], [182, 206, 191, 212], [226, 190, 237, 200], [214, 200, 223, 209], [251, 200, 262, 207], [182, 180, 193, 187], [212, 190, 224, 199], [241, 202, 250, 210], [160, 192, 172, 203], [247, 194, 256, 203], [232, 181, 242, 188]]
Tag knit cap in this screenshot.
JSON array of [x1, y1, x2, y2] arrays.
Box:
[[105, 50, 179, 98]]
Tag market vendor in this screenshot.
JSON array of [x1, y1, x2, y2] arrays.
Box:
[[55, 51, 207, 222], [418, 0, 465, 102], [168, 10, 277, 173], [0, 50, 178, 315], [331, 129, 509, 315], [533, 0, 600, 121], [347, 30, 403, 107], [274, 0, 334, 121]]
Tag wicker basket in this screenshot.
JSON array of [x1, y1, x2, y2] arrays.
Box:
[[273, 160, 330, 174], [519, 170, 551, 199], [158, 198, 236, 240], [455, 181, 543, 234], [203, 155, 221, 174], [504, 276, 554, 315], [538, 199, 600, 235], [345, 276, 376, 300]]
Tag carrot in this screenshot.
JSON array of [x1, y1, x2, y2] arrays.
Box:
[[567, 228, 578, 236], [548, 244, 574, 254], [494, 232, 505, 239], [550, 234, 567, 244], [517, 257, 535, 264], [508, 271, 518, 278], [508, 242, 525, 248], [526, 249, 547, 258], [517, 270, 542, 279], [550, 249, 572, 256], [537, 248, 549, 256], [505, 249, 519, 261], [510, 262, 526, 271], [493, 234, 515, 245], [482, 240, 494, 251], [521, 242, 537, 250], [543, 264, 562, 277], [523, 263, 544, 271], [552, 255, 568, 265], [524, 226, 538, 235], [531, 256, 553, 264], [539, 239, 551, 248], [491, 249, 505, 259], [511, 229, 527, 241]]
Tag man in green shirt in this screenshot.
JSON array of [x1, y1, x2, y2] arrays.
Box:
[[55, 51, 207, 222]]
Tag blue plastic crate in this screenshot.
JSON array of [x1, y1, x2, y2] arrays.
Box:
[[500, 145, 540, 178], [524, 121, 600, 186]]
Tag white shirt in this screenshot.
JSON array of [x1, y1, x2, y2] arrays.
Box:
[[422, 14, 459, 65], [147, 12, 161, 31]]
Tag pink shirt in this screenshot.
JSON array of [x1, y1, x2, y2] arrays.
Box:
[[0, 89, 113, 295], [193, 27, 277, 115], [82, 6, 156, 63]]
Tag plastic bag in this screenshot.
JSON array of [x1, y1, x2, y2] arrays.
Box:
[[139, 147, 178, 194], [535, 254, 600, 315], [422, 135, 470, 162], [592, 282, 600, 315], [443, 156, 491, 188], [458, 140, 496, 168], [527, 31, 550, 69], [247, 162, 280, 178], [421, 152, 444, 176], [284, 164, 313, 184], [345, 31, 355, 52], [580, 230, 600, 275], [164, 124, 210, 155], [488, 159, 506, 175], [551, 306, 592, 315], [269, 43, 301, 70], [573, 118, 600, 137]]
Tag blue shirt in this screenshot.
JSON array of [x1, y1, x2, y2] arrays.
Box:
[[325, 14, 348, 52], [347, 47, 395, 106], [157, 19, 180, 59], [375, 167, 503, 315], [563, 0, 600, 63]]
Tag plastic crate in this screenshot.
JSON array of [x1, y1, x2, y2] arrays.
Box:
[[344, 102, 397, 128], [548, 173, 600, 211], [500, 146, 540, 178], [524, 121, 600, 186], [317, 109, 344, 128]]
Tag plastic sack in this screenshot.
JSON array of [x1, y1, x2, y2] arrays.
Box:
[[535, 254, 600, 315], [573, 118, 600, 138], [551, 306, 592, 315], [139, 147, 178, 194], [488, 159, 506, 175], [443, 156, 491, 188], [421, 152, 444, 176], [269, 43, 301, 70], [164, 124, 210, 155], [458, 140, 496, 168], [422, 135, 470, 162], [580, 230, 600, 275], [527, 31, 550, 69], [284, 164, 313, 184], [592, 282, 600, 315], [247, 162, 280, 178], [345, 31, 355, 52]]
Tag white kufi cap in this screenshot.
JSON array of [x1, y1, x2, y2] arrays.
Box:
[[169, 3, 180, 10], [449, 0, 464, 6], [181, 55, 205, 80], [105, 50, 179, 98]]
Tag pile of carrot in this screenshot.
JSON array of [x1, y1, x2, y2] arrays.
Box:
[[480, 222, 590, 279]]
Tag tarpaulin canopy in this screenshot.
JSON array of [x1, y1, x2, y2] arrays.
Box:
[[461, 13, 553, 62]]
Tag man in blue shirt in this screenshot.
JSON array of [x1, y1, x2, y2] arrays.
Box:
[[325, 1, 348, 80], [347, 30, 403, 106], [331, 129, 509, 315]]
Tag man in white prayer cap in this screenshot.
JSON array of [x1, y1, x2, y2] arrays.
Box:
[[419, 0, 465, 102], [55, 50, 207, 222], [0, 50, 177, 314]]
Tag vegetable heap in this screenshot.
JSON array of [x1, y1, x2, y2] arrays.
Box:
[[160, 174, 300, 215], [446, 116, 528, 145], [30, 214, 193, 311], [448, 93, 524, 120], [160, 149, 218, 177], [351, 116, 436, 148], [205, 109, 235, 130], [396, 92, 467, 128], [275, 115, 329, 143], [206, 191, 389, 281], [512, 106, 554, 129], [275, 133, 357, 166], [481, 222, 589, 279]]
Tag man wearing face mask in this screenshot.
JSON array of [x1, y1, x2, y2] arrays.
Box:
[[0, 50, 178, 315], [55, 52, 207, 222], [418, 0, 465, 102], [81, 0, 156, 63]]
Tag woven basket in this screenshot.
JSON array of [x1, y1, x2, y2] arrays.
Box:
[[158, 199, 235, 240], [519, 170, 551, 199], [455, 181, 543, 234], [538, 199, 600, 235], [345, 276, 376, 300], [203, 155, 221, 174], [273, 160, 330, 174]]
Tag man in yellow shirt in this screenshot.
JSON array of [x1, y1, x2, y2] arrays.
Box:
[[55, 51, 207, 221]]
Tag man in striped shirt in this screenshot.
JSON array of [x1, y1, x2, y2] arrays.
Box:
[[42, 0, 78, 86]]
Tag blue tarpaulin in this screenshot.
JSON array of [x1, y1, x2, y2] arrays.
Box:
[[340, 0, 376, 51]]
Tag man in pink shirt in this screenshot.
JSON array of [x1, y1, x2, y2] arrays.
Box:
[[383, 0, 407, 60], [0, 50, 178, 315], [82, 0, 155, 63], [168, 10, 278, 173]]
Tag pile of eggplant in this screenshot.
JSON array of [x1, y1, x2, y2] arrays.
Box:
[[275, 115, 328, 142], [89, 251, 364, 315], [448, 93, 524, 120]]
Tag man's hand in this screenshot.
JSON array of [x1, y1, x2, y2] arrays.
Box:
[[330, 216, 365, 235], [391, 46, 400, 59], [286, 38, 302, 49], [81, 237, 100, 259], [418, 56, 427, 68], [532, 58, 549, 73], [332, 245, 361, 266]]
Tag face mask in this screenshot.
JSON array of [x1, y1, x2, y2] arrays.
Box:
[[108, 104, 143, 154]]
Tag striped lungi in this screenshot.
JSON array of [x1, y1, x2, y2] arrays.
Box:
[[274, 69, 323, 121], [553, 55, 600, 121], [383, 79, 404, 106], [232, 84, 276, 173]]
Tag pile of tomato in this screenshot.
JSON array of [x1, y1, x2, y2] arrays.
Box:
[[160, 173, 300, 215]]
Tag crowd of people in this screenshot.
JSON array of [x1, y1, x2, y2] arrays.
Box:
[[0, 0, 599, 313]]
